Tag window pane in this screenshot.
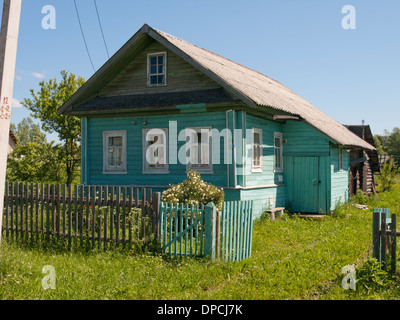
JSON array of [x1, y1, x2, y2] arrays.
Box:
[[275, 149, 281, 168], [111, 137, 122, 147], [115, 148, 123, 168], [150, 76, 158, 84], [150, 65, 157, 74], [275, 137, 281, 148], [150, 56, 157, 65], [158, 75, 164, 84], [201, 143, 209, 165], [158, 65, 164, 74], [158, 55, 164, 65], [254, 132, 260, 144], [108, 149, 115, 167]]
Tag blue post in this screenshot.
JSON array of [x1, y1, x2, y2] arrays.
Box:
[[204, 202, 216, 260]]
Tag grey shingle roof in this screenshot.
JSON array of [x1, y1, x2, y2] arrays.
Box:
[[152, 27, 374, 150], [59, 24, 375, 150]]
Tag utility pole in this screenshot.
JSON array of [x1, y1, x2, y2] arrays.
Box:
[[0, 0, 22, 245]]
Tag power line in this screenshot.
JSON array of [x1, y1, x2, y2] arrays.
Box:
[[73, 0, 96, 72], [93, 0, 110, 59]]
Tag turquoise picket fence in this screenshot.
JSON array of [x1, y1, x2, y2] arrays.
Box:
[[159, 200, 253, 262]]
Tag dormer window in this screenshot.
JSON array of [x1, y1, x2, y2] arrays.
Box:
[[147, 52, 167, 86]]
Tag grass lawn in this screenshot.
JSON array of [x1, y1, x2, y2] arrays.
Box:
[[1, 179, 400, 300]]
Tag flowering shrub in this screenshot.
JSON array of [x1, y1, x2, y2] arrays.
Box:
[[162, 170, 224, 210]]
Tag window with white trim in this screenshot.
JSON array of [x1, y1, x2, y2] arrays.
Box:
[[252, 129, 263, 172], [103, 131, 127, 174], [147, 52, 166, 86], [143, 128, 169, 173], [186, 127, 213, 173], [274, 132, 283, 172], [339, 148, 343, 171]]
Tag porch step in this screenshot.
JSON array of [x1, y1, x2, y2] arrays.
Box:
[[298, 214, 326, 219], [266, 207, 285, 221]]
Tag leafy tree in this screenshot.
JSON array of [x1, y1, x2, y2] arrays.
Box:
[[385, 127, 400, 158], [10, 117, 47, 146], [22, 70, 85, 184], [377, 161, 400, 192], [6, 141, 66, 183], [373, 135, 384, 155]]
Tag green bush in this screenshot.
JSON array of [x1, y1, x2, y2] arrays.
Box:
[[356, 258, 391, 293], [351, 189, 370, 205], [162, 170, 224, 210], [378, 161, 400, 192]]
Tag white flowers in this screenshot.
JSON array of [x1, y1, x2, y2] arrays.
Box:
[[162, 170, 224, 210]]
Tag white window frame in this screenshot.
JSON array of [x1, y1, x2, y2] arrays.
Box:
[[274, 132, 284, 172], [103, 130, 127, 174], [186, 126, 213, 174], [252, 128, 263, 172], [142, 128, 169, 174], [147, 52, 167, 86]]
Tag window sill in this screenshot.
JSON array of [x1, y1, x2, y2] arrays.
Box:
[[186, 169, 215, 175], [147, 83, 167, 87], [102, 170, 128, 175], [142, 170, 170, 175], [251, 168, 263, 173]]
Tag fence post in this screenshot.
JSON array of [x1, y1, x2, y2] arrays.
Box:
[[152, 192, 161, 241], [204, 202, 216, 260], [380, 214, 387, 269], [373, 211, 381, 261], [391, 213, 397, 274]]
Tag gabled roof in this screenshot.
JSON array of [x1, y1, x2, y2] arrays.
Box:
[[58, 23, 375, 150], [344, 125, 380, 172]]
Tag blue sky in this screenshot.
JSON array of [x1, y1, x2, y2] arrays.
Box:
[[5, 0, 400, 141]]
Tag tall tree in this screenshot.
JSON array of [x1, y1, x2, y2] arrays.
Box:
[[373, 135, 384, 155], [386, 127, 400, 157], [10, 117, 47, 146], [22, 70, 85, 184]]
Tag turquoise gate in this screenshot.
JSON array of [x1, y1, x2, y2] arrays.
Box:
[[159, 200, 253, 262]]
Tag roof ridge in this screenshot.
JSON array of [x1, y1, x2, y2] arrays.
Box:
[[153, 27, 289, 90]]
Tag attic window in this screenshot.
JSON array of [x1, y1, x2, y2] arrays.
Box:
[[147, 52, 166, 86]]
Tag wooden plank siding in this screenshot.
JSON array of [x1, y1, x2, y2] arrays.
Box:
[[283, 121, 331, 156], [282, 121, 333, 214], [330, 145, 350, 210], [244, 114, 284, 187], [84, 111, 229, 188], [99, 39, 221, 97]]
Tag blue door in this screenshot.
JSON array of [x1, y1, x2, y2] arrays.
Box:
[[285, 156, 326, 213]]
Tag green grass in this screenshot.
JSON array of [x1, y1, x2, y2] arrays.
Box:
[[1, 178, 400, 300]]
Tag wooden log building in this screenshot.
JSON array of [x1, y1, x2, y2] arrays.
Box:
[[344, 125, 380, 196]]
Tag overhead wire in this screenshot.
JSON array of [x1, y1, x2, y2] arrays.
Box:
[[73, 0, 96, 73], [93, 0, 110, 59]]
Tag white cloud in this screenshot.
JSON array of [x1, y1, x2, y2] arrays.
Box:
[[31, 72, 46, 79], [15, 75, 22, 81], [12, 98, 22, 108]]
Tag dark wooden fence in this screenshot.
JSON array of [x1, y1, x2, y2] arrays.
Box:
[[1, 181, 161, 250], [372, 208, 398, 273]]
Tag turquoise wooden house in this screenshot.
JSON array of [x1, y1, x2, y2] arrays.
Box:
[[58, 24, 375, 218]]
